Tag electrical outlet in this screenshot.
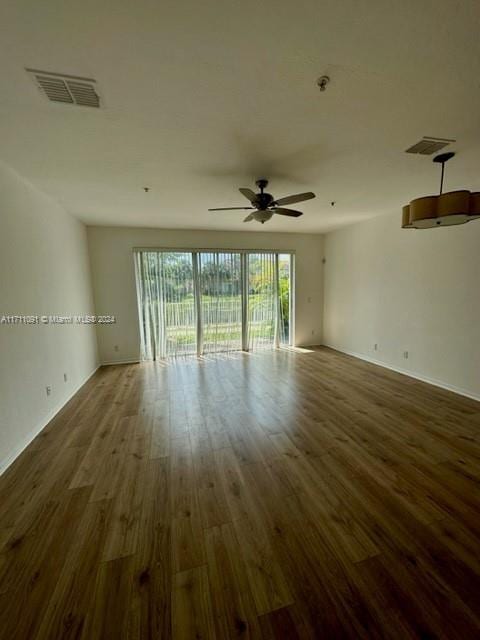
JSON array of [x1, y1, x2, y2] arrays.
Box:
[[63, 373, 68, 382], [307, 297, 312, 303], [46, 386, 52, 396], [114, 345, 119, 352], [374, 343, 378, 351], [403, 351, 409, 359]]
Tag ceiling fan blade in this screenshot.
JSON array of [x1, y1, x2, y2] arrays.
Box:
[[239, 188, 257, 203], [271, 207, 303, 218], [208, 206, 254, 211], [244, 213, 254, 222], [273, 191, 315, 206]]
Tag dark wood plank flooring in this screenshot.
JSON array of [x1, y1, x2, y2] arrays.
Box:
[[1, 347, 480, 639]]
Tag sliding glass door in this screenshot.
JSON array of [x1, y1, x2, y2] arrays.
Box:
[[135, 251, 196, 358], [198, 252, 242, 353], [247, 252, 277, 350], [135, 249, 293, 360], [246, 252, 292, 350], [278, 253, 292, 346]]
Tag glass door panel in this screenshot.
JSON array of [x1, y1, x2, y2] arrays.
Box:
[[199, 252, 242, 353], [247, 252, 277, 350], [161, 252, 196, 357], [278, 253, 292, 346]]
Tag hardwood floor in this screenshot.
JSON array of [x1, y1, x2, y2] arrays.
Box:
[[1, 346, 480, 639]]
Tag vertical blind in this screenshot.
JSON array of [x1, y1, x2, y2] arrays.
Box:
[[134, 250, 292, 359], [247, 252, 277, 351], [199, 252, 243, 354]]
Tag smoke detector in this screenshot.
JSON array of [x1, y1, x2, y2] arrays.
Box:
[[26, 68, 101, 108], [317, 75, 330, 92]]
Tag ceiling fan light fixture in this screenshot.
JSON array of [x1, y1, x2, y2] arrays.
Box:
[[253, 210, 274, 224], [401, 153, 480, 229], [402, 205, 414, 229]]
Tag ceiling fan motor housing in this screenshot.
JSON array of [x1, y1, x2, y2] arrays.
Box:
[[254, 178, 274, 210], [255, 192, 274, 210]]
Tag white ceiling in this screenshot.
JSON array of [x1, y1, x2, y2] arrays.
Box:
[[1, 0, 480, 233]]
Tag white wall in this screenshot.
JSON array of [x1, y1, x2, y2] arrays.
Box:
[[0, 161, 98, 472], [87, 226, 324, 364], [323, 211, 480, 399]]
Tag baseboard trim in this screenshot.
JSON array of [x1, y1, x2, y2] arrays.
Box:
[[101, 359, 140, 366], [0, 364, 100, 476], [322, 344, 480, 403]]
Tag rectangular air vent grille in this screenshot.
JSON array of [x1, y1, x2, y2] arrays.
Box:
[[405, 136, 455, 155], [26, 69, 100, 108]]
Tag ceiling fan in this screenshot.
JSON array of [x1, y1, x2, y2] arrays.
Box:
[[208, 178, 316, 224]]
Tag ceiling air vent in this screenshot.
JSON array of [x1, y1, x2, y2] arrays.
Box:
[[405, 136, 455, 155], [26, 69, 101, 108]]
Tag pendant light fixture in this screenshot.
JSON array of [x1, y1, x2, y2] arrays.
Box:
[[402, 152, 480, 229]]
